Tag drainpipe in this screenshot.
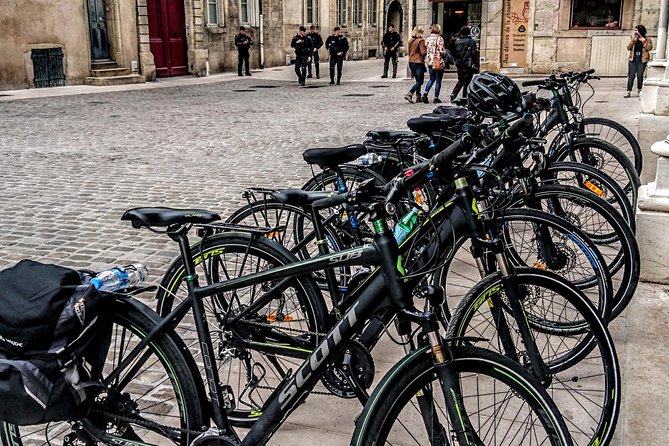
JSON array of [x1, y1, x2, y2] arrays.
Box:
[[259, 0, 265, 68], [657, 0, 669, 60]]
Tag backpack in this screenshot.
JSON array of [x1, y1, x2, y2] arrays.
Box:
[[0, 260, 112, 425]]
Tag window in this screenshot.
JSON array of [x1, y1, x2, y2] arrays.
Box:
[[240, 0, 259, 26], [354, 0, 362, 26], [306, 0, 319, 24], [570, 0, 622, 29], [368, 0, 377, 25], [337, 0, 347, 27], [206, 0, 222, 26]]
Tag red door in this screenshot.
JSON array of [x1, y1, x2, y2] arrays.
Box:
[[147, 0, 188, 76]]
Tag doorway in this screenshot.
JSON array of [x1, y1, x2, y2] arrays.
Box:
[[435, 1, 481, 42], [147, 0, 188, 77], [87, 0, 110, 60], [387, 1, 403, 33]]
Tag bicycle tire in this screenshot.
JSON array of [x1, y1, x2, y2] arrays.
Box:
[[447, 267, 621, 446], [1, 297, 206, 446], [155, 232, 328, 427], [551, 137, 640, 207], [351, 345, 573, 446], [548, 117, 643, 175], [512, 184, 639, 320]]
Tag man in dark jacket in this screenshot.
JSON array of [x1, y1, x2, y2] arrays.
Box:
[[234, 26, 253, 76], [291, 26, 313, 86], [450, 26, 478, 101], [381, 24, 401, 78], [307, 25, 324, 79], [325, 27, 349, 85]]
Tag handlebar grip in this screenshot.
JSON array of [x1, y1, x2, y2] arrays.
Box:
[[432, 134, 473, 169], [312, 192, 348, 210], [503, 114, 534, 139], [521, 79, 545, 87], [584, 68, 596, 75]]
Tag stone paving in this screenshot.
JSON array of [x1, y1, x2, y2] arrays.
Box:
[[0, 58, 667, 445]]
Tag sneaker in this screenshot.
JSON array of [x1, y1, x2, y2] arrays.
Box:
[[392, 74, 397, 78], [316, 75, 320, 79], [245, 73, 252, 76], [624, 92, 631, 98], [381, 74, 388, 78], [238, 74, 243, 77], [638, 90, 642, 97], [404, 92, 414, 103], [329, 80, 335, 85], [307, 74, 313, 78], [421, 93, 429, 104], [336, 80, 341, 85], [433, 97, 442, 103]]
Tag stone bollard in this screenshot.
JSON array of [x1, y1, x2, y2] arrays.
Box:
[[637, 134, 669, 283]]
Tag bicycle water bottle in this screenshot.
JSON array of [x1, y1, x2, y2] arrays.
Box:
[[90, 264, 149, 292], [393, 207, 420, 244], [353, 152, 383, 166]]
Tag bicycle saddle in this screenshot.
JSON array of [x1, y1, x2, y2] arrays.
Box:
[[303, 144, 367, 168], [365, 130, 420, 142], [270, 189, 334, 207], [122, 207, 221, 228], [407, 115, 462, 134]]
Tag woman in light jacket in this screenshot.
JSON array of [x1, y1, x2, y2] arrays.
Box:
[[422, 24, 449, 103], [625, 25, 653, 98], [405, 26, 427, 103]]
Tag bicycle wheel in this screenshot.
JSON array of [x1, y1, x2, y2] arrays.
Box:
[[548, 117, 643, 175], [436, 208, 612, 322], [551, 137, 640, 206], [447, 268, 621, 446], [351, 345, 573, 446], [543, 161, 635, 230], [1, 297, 206, 446], [513, 185, 639, 320], [155, 232, 328, 427]]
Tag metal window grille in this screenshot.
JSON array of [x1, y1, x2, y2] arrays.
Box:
[[31, 48, 65, 88]]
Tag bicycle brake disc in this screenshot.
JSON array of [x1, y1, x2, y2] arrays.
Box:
[[320, 339, 374, 399]]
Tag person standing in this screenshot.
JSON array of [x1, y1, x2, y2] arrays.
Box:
[[234, 26, 253, 76], [450, 26, 478, 102], [325, 27, 349, 85], [307, 25, 324, 79], [625, 25, 653, 98], [291, 26, 313, 86], [423, 24, 451, 103], [404, 26, 427, 103], [381, 24, 401, 78]]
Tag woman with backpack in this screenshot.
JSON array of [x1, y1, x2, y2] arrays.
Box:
[[404, 26, 427, 103], [422, 24, 453, 104]]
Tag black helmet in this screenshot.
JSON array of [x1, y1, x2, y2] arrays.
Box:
[[467, 72, 523, 118]]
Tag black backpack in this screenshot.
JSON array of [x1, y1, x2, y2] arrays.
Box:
[[0, 260, 112, 425]]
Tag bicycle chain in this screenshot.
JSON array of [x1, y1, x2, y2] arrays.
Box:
[[89, 407, 204, 438]]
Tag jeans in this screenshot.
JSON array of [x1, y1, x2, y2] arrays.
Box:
[[308, 51, 320, 77], [424, 67, 444, 98], [627, 61, 647, 91], [329, 55, 344, 82], [237, 52, 250, 75], [383, 51, 398, 76], [295, 56, 309, 83], [409, 62, 426, 94]]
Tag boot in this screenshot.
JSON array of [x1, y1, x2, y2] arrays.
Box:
[[421, 93, 429, 104], [404, 92, 414, 103], [433, 97, 442, 103]]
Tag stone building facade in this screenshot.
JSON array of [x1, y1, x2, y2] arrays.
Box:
[[0, 0, 663, 90]]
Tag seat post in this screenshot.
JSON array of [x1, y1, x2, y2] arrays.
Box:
[[167, 225, 200, 291]]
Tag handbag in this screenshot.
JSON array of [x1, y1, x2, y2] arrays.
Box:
[[432, 57, 445, 71]]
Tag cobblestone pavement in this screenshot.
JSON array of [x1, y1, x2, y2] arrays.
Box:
[[0, 62, 662, 445]]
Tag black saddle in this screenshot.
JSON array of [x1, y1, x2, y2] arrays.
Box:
[[270, 189, 334, 207], [122, 207, 221, 228], [303, 144, 367, 168], [365, 130, 421, 143], [431, 105, 471, 119]]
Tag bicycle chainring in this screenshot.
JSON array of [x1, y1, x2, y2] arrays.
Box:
[[320, 339, 374, 399]]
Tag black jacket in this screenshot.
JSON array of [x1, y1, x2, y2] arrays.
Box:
[[382, 31, 401, 51], [308, 32, 324, 50], [325, 34, 349, 56], [235, 34, 253, 54], [453, 36, 477, 68], [291, 34, 313, 57]]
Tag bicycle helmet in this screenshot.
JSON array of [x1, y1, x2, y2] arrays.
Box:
[[467, 71, 523, 118]]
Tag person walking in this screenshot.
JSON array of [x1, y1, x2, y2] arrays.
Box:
[[325, 27, 349, 85], [625, 25, 653, 98], [404, 26, 427, 103], [291, 26, 313, 86], [307, 25, 324, 79], [381, 24, 401, 78], [423, 24, 452, 103], [450, 26, 478, 102], [234, 26, 253, 76]]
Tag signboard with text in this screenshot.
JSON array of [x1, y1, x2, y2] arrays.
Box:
[[501, 0, 529, 68]]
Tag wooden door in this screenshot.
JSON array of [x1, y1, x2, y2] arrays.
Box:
[[88, 0, 110, 60], [147, 0, 188, 76]]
